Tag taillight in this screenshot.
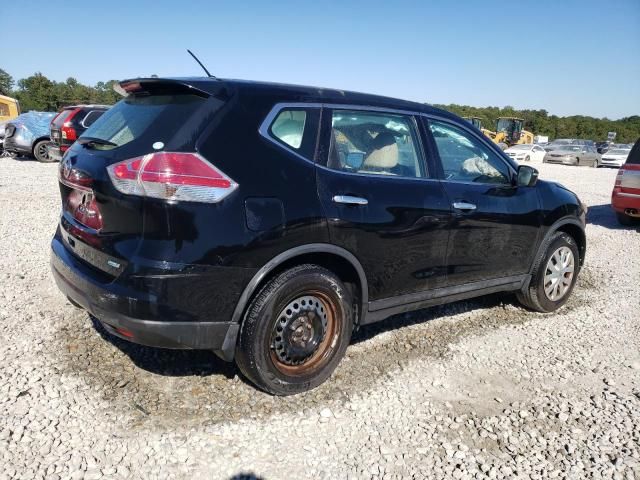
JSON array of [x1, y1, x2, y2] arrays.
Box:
[[107, 152, 238, 203], [61, 108, 81, 141], [615, 169, 624, 187]]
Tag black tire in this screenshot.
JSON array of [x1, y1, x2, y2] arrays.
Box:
[[33, 140, 53, 163], [616, 212, 636, 226], [591, 159, 598, 168], [517, 231, 580, 313], [235, 264, 353, 395]]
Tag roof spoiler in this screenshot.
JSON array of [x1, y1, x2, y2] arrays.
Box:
[[114, 78, 212, 98]]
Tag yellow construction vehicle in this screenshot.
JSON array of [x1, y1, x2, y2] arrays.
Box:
[[480, 117, 534, 149], [463, 116, 484, 130], [0, 95, 20, 123]]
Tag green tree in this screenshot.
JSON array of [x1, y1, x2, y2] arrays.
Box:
[[0, 68, 14, 96]]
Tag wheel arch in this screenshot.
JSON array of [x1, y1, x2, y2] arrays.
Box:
[[231, 244, 369, 327], [533, 218, 586, 270]]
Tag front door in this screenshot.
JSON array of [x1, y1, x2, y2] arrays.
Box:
[[425, 118, 542, 286], [315, 107, 452, 302]]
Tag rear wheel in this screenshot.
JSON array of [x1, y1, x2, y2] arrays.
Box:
[[517, 232, 579, 313], [33, 140, 53, 163], [235, 264, 353, 395]]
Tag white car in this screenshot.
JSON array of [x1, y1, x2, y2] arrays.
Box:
[[504, 144, 546, 163], [600, 148, 631, 168]]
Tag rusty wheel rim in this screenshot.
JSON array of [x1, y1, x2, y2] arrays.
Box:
[[269, 291, 339, 377]]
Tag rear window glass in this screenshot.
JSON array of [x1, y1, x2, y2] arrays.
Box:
[[82, 110, 104, 127], [81, 94, 205, 148], [626, 139, 640, 165], [53, 109, 74, 127]]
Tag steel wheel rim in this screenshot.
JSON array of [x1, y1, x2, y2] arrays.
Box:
[[544, 246, 575, 301], [270, 291, 339, 377]]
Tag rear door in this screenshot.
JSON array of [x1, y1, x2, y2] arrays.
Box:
[[316, 106, 452, 302], [424, 117, 541, 285]]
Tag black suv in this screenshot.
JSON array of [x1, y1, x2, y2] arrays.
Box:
[[48, 105, 110, 162], [51, 78, 586, 395]]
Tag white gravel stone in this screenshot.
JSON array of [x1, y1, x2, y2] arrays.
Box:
[[0, 160, 638, 479]]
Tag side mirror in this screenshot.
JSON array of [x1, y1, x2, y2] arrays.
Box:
[[516, 164, 538, 187]]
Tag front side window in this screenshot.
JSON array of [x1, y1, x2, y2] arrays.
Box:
[[429, 120, 511, 184], [326, 110, 424, 178]]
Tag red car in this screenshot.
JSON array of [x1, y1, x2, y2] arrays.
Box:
[[612, 138, 640, 225]]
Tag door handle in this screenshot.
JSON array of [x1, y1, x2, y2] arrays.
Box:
[[452, 201, 477, 211], [332, 195, 368, 206]]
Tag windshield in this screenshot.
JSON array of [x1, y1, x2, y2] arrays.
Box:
[[607, 149, 630, 155], [496, 118, 522, 133], [81, 94, 206, 148], [559, 146, 582, 152]]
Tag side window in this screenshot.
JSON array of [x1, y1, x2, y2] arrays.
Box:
[[429, 120, 512, 184], [326, 110, 425, 178], [262, 106, 320, 161], [270, 109, 306, 149], [0, 103, 9, 116], [82, 110, 104, 128]]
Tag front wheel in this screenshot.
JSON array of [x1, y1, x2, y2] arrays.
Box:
[[235, 264, 353, 395], [517, 232, 580, 313], [33, 140, 54, 163]]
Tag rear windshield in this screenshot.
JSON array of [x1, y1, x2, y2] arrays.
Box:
[[626, 139, 640, 165], [80, 94, 206, 148], [53, 109, 74, 127]]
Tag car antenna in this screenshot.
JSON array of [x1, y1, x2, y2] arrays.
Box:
[[187, 49, 216, 79]]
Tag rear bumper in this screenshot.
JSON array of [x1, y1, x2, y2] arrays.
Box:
[[612, 190, 640, 213], [50, 235, 242, 360], [47, 144, 64, 162]]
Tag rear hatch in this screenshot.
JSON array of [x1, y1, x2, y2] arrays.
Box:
[[616, 141, 640, 195], [57, 79, 228, 277]]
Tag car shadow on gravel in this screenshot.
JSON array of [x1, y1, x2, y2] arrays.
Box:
[[90, 316, 237, 379], [587, 204, 640, 230]]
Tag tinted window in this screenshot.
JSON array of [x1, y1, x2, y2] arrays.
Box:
[[0, 104, 8, 116], [53, 109, 74, 127], [81, 94, 205, 148], [270, 109, 306, 149], [82, 110, 104, 128], [429, 120, 511, 184], [326, 110, 424, 178], [626, 139, 640, 165]]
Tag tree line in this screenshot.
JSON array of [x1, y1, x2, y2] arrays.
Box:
[[0, 69, 120, 112], [433, 104, 639, 144], [1, 68, 638, 143]]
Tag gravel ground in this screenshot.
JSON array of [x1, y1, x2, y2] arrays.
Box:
[[0, 157, 638, 480]]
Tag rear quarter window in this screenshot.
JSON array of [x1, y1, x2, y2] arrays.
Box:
[[81, 110, 105, 128]]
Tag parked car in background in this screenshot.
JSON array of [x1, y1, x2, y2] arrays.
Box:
[[48, 105, 110, 162], [544, 139, 575, 151], [51, 76, 587, 395], [505, 144, 546, 163], [533, 135, 549, 144], [596, 141, 611, 154], [0, 121, 7, 154], [611, 138, 640, 225], [3, 112, 56, 162], [543, 144, 600, 167], [600, 148, 631, 168]]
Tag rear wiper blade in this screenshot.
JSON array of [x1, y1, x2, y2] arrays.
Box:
[[78, 137, 117, 148]]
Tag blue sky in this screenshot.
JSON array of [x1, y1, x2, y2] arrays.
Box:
[[2, 0, 638, 118]]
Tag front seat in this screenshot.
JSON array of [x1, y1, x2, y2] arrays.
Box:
[[361, 132, 399, 174]]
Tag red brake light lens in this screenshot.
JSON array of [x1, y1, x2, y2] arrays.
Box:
[[107, 152, 238, 203]]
